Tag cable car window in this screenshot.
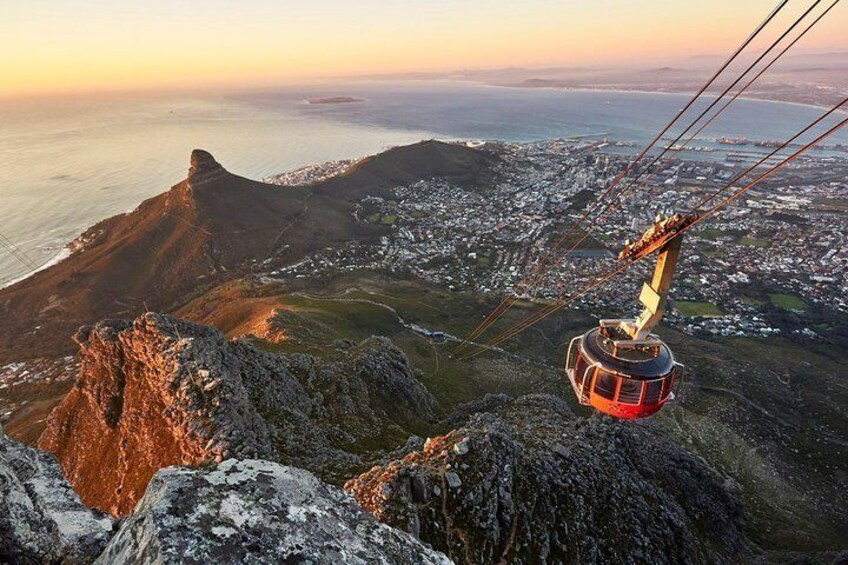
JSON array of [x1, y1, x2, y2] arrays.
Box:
[[617, 379, 643, 404], [594, 372, 617, 399], [574, 357, 591, 386], [566, 340, 579, 371], [661, 372, 676, 399], [643, 379, 663, 404]]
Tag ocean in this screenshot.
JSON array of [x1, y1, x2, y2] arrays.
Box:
[[1, 80, 845, 285]]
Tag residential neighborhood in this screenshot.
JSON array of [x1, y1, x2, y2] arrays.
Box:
[[266, 139, 848, 340]]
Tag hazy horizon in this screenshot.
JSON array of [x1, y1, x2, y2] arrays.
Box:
[[2, 0, 846, 97]]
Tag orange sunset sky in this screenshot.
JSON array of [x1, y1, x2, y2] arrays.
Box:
[[1, 0, 845, 97]]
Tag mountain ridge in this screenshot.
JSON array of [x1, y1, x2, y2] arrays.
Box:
[[0, 141, 498, 365]]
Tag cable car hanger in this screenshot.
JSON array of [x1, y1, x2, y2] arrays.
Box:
[[565, 213, 693, 419]]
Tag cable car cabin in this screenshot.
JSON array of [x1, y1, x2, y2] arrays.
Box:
[[565, 327, 681, 419], [564, 214, 693, 418]]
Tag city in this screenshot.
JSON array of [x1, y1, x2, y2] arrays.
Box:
[[267, 138, 848, 341]]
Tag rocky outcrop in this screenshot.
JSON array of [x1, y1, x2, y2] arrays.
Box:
[[38, 314, 274, 516], [96, 459, 452, 564], [39, 313, 437, 516], [345, 394, 753, 564], [0, 424, 113, 563], [187, 149, 227, 189], [3, 419, 452, 563]]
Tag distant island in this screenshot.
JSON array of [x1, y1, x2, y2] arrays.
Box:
[[307, 96, 364, 105]]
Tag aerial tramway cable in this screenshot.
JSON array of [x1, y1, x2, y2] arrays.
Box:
[[677, 0, 840, 159], [455, 0, 831, 356], [542, 0, 838, 259], [592, 0, 841, 226], [548, 0, 821, 264], [0, 233, 39, 272], [453, 0, 788, 354], [458, 97, 848, 360], [451, 0, 790, 356], [692, 115, 848, 222], [510, 0, 838, 288], [461, 99, 848, 358], [572, 0, 827, 241]]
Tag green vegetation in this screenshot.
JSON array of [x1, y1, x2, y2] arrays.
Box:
[[365, 213, 398, 225], [475, 253, 491, 268], [769, 293, 806, 311], [741, 296, 765, 307], [240, 276, 572, 408], [697, 228, 730, 240], [567, 189, 596, 212], [700, 245, 725, 258], [675, 300, 725, 317], [696, 228, 757, 245], [739, 236, 770, 248]]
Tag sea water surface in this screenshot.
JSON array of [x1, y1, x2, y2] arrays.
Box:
[[1, 80, 845, 285]]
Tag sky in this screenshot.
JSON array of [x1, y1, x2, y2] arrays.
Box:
[[1, 0, 846, 97]]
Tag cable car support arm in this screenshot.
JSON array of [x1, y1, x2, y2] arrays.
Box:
[[601, 214, 695, 348]]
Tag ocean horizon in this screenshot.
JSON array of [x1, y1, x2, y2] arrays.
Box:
[[2, 80, 846, 285]]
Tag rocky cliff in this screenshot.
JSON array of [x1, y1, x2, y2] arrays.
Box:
[[345, 394, 753, 564], [38, 313, 437, 516], [0, 424, 113, 563], [185, 148, 227, 188], [96, 459, 451, 564]]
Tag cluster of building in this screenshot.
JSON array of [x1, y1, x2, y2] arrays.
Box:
[[0, 357, 76, 423], [264, 159, 356, 186], [267, 139, 848, 340]]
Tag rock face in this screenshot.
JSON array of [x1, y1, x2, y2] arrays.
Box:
[[345, 394, 752, 564], [0, 424, 112, 563], [39, 313, 437, 516], [96, 459, 452, 565], [187, 148, 227, 189]]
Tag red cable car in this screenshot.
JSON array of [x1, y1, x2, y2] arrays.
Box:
[[565, 214, 694, 419], [565, 326, 682, 419]]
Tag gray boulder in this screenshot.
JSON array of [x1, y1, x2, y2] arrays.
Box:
[[0, 424, 113, 564], [96, 459, 452, 564]]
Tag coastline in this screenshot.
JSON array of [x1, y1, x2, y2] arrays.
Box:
[[481, 82, 841, 113], [0, 248, 71, 290], [2, 84, 844, 285]]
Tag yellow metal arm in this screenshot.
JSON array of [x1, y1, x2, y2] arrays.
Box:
[[626, 232, 683, 340], [601, 227, 685, 346]]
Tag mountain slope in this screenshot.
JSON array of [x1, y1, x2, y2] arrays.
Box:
[[0, 141, 498, 364], [346, 394, 753, 564]]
